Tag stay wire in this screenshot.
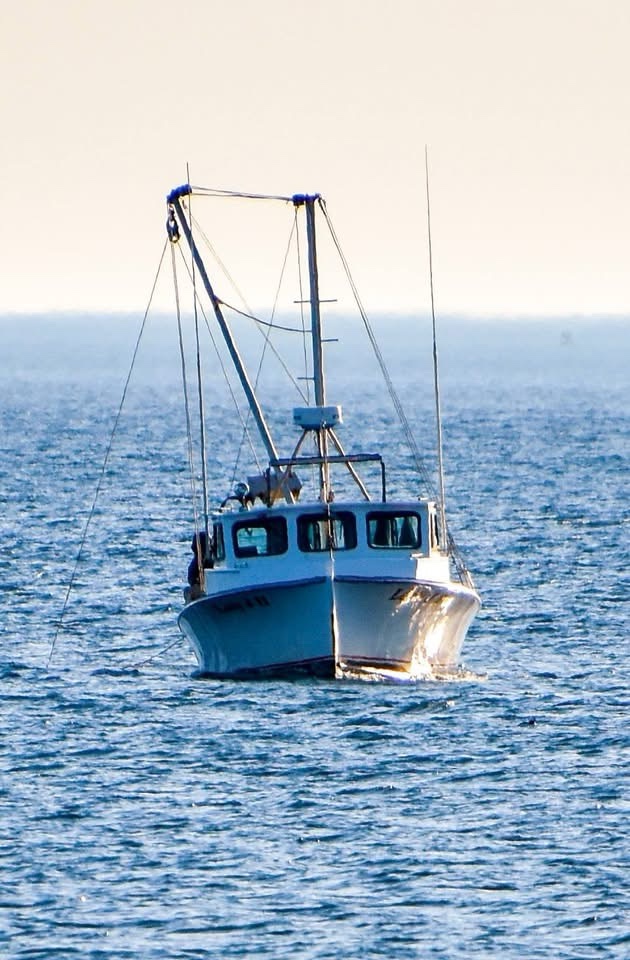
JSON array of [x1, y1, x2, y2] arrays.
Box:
[[319, 198, 474, 586], [172, 242, 202, 539], [189, 212, 251, 317], [190, 187, 294, 202], [124, 636, 184, 670], [188, 212, 307, 396], [186, 171, 211, 544], [47, 240, 169, 669], [173, 243, 263, 478], [230, 215, 304, 486], [171, 202, 303, 492], [216, 299, 309, 334], [317, 199, 436, 496]]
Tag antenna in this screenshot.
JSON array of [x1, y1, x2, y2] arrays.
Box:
[[425, 146, 448, 546]]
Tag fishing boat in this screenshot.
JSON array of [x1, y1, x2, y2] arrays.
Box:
[[166, 184, 480, 678]]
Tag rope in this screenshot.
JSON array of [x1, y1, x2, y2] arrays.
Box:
[[216, 299, 309, 334], [190, 186, 294, 202], [189, 213, 250, 311], [172, 243, 202, 539], [190, 209, 308, 392], [124, 636, 184, 669], [173, 243, 263, 479], [230, 215, 306, 484], [46, 241, 169, 669], [187, 182, 210, 542], [170, 206, 307, 494], [179, 222, 307, 397]]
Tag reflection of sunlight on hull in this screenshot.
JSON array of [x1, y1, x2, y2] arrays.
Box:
[[337, 659, 488, 683]]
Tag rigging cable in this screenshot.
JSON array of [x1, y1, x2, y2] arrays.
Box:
[[214, 299, 310, 335], [186, 171, 211, 543], [171, 236, 203, 555], [424, 150, 475, 589], [189, 211, 308, 394], [230, 213, 304, 487], [318, 199, 436, 497], [190, 213, 251, 313], [173, 243, 263, 478], [46, 240, 169, 669], [319, 195, 474, 586], [218, 301, 308, 393], [189, 186, 295, 202], [124, 636, 184, 670]]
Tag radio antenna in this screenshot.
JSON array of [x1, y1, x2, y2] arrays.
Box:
[[425, 145, 448, 545]]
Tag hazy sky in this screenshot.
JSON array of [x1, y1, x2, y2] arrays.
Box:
[[2, 0, 630, 316]]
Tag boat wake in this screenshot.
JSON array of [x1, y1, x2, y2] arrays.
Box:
[[336, 661, 487, 684]]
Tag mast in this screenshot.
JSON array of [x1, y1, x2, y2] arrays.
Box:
[[303, 195, 325, 406], [168, 186, 281, 471], [294, 193, 330, 501]]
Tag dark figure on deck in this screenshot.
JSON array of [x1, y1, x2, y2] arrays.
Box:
[[187, 531, 211, 593]]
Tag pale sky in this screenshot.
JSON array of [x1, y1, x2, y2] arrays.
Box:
[[2, 0, 630, 317]]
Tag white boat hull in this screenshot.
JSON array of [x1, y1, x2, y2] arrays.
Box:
[[179, 577, 336, 677], [178, 574, 479, 679], [335, 577, 479, 673]]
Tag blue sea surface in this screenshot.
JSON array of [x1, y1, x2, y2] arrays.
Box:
[[1, 314, 628, 958]]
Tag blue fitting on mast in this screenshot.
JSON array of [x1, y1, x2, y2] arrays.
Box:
[[292, 193, 321, 206], [167, 184, 192, 203]]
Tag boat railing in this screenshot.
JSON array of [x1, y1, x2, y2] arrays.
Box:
[[270, 453, 387, 503]]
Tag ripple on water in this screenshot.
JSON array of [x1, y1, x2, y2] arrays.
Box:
[[2, 319, 629, 958]]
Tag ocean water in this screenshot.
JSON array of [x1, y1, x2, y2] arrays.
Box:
[[1, 314, 628, 958]]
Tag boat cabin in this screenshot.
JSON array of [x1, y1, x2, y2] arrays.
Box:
[[207, 500, 442, 568]]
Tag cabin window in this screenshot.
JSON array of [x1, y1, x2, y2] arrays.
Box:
[[297, 511, 357, 552], [366, 511, 421, 549], [232, 517, 288, 558]]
